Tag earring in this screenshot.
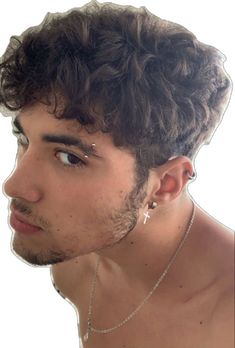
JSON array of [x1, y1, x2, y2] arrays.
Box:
[[148, 201, 158, 209], [143, 211, 151, 224], [186, 171, 196, 180], [143, 201, 158, 224]]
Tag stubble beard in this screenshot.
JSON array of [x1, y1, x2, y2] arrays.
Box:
[[11, 168, 148, 266]]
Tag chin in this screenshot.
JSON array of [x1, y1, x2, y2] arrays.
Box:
[[11, 239, 69, 266]]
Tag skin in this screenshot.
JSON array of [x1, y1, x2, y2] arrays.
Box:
[[3, 102, 234, 347]]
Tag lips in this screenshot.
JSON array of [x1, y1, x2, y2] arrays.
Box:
[[11, 209, 40, 228], [9, 207, 44, 236]]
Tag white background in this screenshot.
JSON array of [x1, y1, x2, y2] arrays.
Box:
[[0, 1, 234, 347]]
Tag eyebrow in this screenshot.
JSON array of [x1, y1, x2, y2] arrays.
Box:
[[12, 116, 101, 158]]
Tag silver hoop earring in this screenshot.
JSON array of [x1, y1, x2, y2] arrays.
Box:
[[187, 171, 196, 180]]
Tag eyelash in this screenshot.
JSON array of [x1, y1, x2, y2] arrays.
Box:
[[55, 149, 86, 169], [13, 132, 86, 169]]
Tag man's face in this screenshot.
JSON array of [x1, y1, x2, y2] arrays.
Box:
[[3, 103, 147, 266]]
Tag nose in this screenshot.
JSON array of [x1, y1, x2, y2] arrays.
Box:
[[3, 153, 43, 203]]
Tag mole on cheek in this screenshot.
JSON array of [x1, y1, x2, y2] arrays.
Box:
[[119, 190, 124, 198]]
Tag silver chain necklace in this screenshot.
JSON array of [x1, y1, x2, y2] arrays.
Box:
[[84, 201, 196, 342]]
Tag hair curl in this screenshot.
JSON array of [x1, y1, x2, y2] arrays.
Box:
[[0, 1, 232, 176]]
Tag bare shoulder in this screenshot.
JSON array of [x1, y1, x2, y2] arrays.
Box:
[[195, 205, 234, 273], [196, 206, 234, 347], [209, 278, 234, 348], [211, 227, 234, 348], [50, 253, 95, 303]]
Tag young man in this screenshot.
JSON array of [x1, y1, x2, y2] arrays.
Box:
[[0, 1, 234, 347]]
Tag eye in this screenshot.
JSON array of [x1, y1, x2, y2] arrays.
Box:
[[55, 150, 85, 168]]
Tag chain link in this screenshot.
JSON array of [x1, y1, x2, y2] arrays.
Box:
[[84, 201, 196, 340]]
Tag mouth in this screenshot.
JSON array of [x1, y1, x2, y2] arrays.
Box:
[[10, 209, 43, 235]]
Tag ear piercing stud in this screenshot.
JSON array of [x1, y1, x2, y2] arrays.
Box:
[[148, 201, 158, 209]]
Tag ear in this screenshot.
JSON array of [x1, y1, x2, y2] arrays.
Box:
[[149, 156, 194, 204]]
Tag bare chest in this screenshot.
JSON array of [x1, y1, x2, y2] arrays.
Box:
[[75, 283, 217, 348]]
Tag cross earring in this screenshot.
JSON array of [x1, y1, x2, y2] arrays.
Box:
[[143, 211, 150, 224], [143, 201, 158, 224]]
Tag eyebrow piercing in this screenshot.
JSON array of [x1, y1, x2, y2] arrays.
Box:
[[84, 143, 96, 159]]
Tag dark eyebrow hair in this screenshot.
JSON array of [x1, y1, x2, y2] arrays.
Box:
[[12, 116, 101, 158], [42, 134, 98, 157], [13, 116, 25, 135]]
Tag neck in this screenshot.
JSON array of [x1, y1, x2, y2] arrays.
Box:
[[94, 194, 195, 289]]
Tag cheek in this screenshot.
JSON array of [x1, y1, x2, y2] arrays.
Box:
[[48, 189, 105, 229], [46, 174, 132, 228]]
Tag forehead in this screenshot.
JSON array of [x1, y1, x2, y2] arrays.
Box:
[[18, 103, 88, 133], [16, 103, 103, 141]]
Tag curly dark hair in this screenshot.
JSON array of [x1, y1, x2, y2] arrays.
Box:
[[0, 1, 232, 177]]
